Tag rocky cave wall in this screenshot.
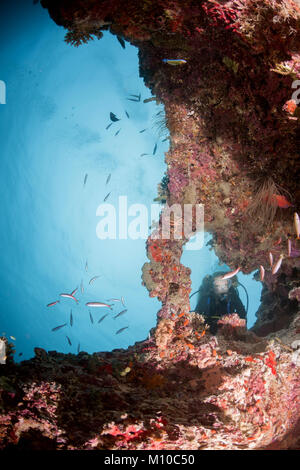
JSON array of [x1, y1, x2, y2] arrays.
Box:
[[0, 0, 300, 450]]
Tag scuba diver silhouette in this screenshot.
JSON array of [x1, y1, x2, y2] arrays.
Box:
[[191, 272, 248, 334]]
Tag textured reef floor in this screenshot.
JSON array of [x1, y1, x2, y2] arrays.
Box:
[[0, 313, 300, 449], [1, 0, 300, 449]]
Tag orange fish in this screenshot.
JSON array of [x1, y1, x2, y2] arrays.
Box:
[[271, 194, 293, 208], [226, 349, 233, 356], [282, 99, 297, 115], [183, 319, 189, 327], [178, 312, 186, 318], [186, 343, 194, 350]]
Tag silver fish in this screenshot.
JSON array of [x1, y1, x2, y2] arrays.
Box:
[[221, 267, 240, 280], [272, 254, 284, 275], [66, 336, 72, 346], [116, 326, 129, 335], [104, 192, 111, 202], [294, 212, 300, 239], [77, 343, 80, 353], [269, 252, 273, 267], [89, 275, 100, 285], [47, 300, 60, 307], [86, 302, 113, 309], [107, 298, 121, 302], [85, 260, 88, 272], [125, 111, 130, 119], [70, 310, 73, 327], [89, 311, 94, 324], [121, 296, 126, 307], [114, 128, 121, 136], [139, 129, 147, 133], [60, 293, 78, 303], [83, 174, 88, 186], [106, 122, 113, 130], [153, 143, 157, 155], [259, 265, 265, 282], [52, 323, 67, 332], [80, 280, 84, 294], [98, 313, 109, 324], [106, 173, 111, 185], [113, 309, 127, 319], [287, 239, 292, 257]]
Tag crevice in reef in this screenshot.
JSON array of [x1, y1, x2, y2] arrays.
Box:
[[0, 0, 300, 450]]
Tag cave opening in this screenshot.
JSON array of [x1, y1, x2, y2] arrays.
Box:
[[182, 232, 263, 331], [0, 0, 169, 361]]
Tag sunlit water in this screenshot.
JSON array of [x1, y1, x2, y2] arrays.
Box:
[[0, 3, 262, 364], [0, 2, 167, 361]]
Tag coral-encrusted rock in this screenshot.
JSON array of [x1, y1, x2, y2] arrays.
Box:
[[0, 315, 299, 450], [1, 0, 295, 450], [34, 347, 48, 361], [217, 313, 247, 340], [289, 287, 300, 302]]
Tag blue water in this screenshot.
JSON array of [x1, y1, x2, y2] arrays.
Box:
[[0, 2, 262, 363], [182, 233, 262, 329], [0, 2, 168, 361]]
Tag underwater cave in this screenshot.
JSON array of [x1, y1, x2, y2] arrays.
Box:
[[0, 0, 300, 451]]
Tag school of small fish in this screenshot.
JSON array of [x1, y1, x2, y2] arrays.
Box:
[[42, 58, 174, 355], [46, 207, 130, 351], [256, 212, 300, 282], [220, 212, 299, 286], [103, 79, 169, 157]]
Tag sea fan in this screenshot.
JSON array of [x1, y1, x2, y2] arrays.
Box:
[[246, 176, 292, 228], [65, 28, 103, 47], [152, 110, 169, 139]]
